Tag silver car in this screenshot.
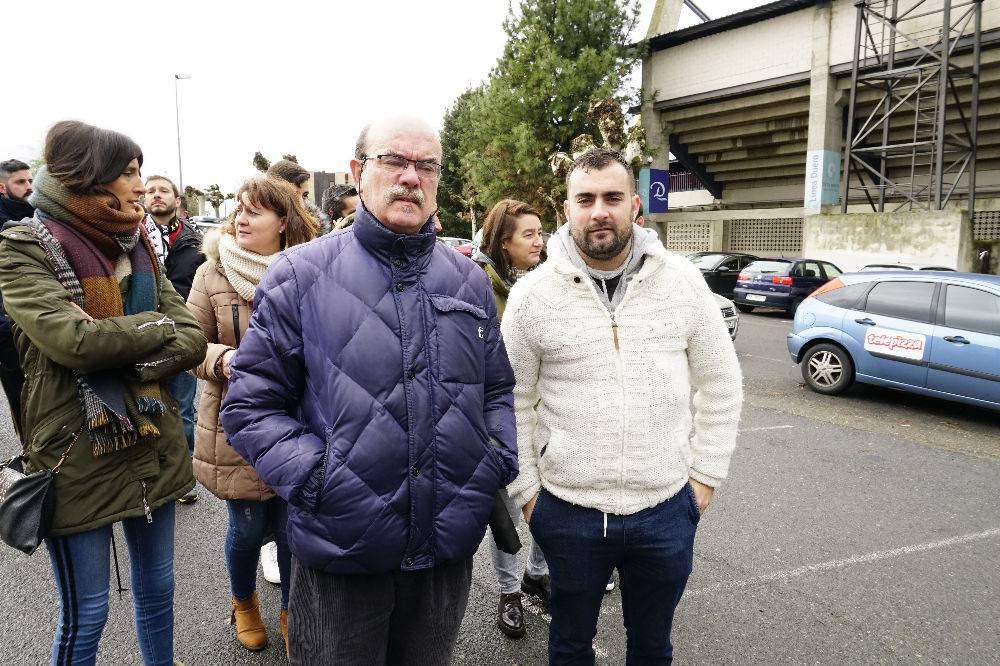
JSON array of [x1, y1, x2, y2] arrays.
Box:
[[714, 293, 739, 340]]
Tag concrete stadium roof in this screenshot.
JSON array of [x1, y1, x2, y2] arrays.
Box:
[[648, 0, 818, 52]]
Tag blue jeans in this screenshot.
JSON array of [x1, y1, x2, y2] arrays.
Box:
[[46, 502, 176, 666], [166, 372, 196, 455], [530, 487, 698, 665], [225, 498, 291, 608]]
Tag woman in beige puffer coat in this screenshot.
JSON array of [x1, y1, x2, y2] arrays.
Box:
[[186, 175, 317, 654]]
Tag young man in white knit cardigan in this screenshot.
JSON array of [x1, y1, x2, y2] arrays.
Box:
[[502, 148, 743, 665]]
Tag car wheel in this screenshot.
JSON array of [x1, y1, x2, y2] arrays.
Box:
[[736, 304, 755, 314], [801, 343, 854, 395], [789, 298, 803, 317]]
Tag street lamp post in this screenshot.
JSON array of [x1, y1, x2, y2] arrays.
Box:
[[174, 74, 191, 192]]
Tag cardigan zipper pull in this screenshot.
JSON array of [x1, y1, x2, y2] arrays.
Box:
[[611, 318, 619, 351]]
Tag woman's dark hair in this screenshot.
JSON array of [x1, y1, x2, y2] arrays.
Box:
[[43, 121, 143, 208], [480, 199, 542, 281], [267, 159, 310, 187]]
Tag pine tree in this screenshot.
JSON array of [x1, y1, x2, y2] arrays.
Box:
[[439, 0, 642, 229]]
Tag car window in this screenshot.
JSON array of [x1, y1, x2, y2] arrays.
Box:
[[744, 260, 790, 274], [718, 257, 741, 271], [822, 263, 842, 278], [863, 281, 936, 323], [814, 281, 871, 309], [793, 261, 822, 278], [688, 253, 728, 269], [738, 256, 756, 270], [943, 285, 1000, 335]]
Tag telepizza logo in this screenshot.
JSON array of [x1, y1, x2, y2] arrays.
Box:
[[865, 333, 925, 352], [863, 327, 927, 361]]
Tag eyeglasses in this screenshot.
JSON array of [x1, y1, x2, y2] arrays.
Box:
[[362, 154, 443, 178]]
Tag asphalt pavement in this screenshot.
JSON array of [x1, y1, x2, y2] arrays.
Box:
[[0, 310, 997, 664]]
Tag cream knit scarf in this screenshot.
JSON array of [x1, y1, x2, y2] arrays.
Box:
[[218, 233, 278, 301]]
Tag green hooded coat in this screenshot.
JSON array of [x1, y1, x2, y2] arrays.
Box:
[[0, 224, 207, 536], [480, 262, 510, 321]]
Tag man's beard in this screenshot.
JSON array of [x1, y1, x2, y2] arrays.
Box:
[[571, 221, 633, 261], [148, 202, 173, 215]]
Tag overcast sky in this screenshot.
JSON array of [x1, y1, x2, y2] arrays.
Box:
[[2, 0, 764, 206]]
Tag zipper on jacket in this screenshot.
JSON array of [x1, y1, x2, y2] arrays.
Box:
[[140, 481, 152, 523], [231, 304, 241, 347], [611, 316, 619, 350]]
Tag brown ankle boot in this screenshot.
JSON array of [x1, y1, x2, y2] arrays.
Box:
[[280, 608, 289, 655], [230, 594, 267, 651]]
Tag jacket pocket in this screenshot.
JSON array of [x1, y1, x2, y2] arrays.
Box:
[[299, 428, 337, 514], [538, 429, 613, 492], [428, 294, 487, 384]]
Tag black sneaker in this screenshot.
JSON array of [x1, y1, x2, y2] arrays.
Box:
[[497, 592, 525, 639], [520, 573, 550, 610]]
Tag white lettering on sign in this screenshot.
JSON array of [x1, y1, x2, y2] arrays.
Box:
[[863, 327, 926, 361]]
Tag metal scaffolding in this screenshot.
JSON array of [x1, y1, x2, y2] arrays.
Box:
[[840, 0, 983, 215]]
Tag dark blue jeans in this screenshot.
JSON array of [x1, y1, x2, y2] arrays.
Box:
[[225, 498, 291, 608], [166, 372, 196, 455], [46, 502, 176, 666], [530, 487, 699, 665]]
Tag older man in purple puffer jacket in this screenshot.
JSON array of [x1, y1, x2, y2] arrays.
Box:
[[221, 117, 517, 665]]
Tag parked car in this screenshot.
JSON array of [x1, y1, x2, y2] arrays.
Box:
[[190, 215, 222, 232], [787, 272, 1000, 411], [439, 236, 474, 257], [733, 258, 842, 316], [686, 252, 759, 297], [715, 293, 740, 340], [858, 263, 956, 272]]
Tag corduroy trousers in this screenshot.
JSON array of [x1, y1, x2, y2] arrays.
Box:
[[287, 555, 473, 665]]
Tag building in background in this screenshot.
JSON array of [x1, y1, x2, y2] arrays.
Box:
[[310, 171, 354, 207], [641, 0, 999, 272]]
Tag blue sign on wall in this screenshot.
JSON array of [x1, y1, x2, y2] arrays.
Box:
[[639, 168, 669, 214]]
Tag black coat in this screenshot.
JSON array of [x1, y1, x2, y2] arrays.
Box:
[[164, 219, 204, 301]]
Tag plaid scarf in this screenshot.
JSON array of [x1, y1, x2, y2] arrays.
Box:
[[25, 169, 167, 456]]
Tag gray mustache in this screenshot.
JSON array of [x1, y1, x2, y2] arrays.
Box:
[[386, 185, 425, 205]]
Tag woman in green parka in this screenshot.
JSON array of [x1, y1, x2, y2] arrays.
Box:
[[471, 199, 548, 640], [0, 120, 207, 666]]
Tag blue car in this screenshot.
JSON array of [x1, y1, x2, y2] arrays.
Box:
[[734, 258, 843, 316], [787, 272, 1000, 411]]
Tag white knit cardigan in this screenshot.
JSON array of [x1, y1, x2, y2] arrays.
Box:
[[502, 235, 743, 515]]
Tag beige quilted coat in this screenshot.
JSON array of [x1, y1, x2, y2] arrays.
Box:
[[186, 232, 274, 500]]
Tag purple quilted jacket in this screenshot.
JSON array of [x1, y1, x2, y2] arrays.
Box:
[[220, 205, 517, 574]]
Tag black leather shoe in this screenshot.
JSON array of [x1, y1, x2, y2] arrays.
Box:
[[520, 573, 551, 610], [497, 592, 526, 639]]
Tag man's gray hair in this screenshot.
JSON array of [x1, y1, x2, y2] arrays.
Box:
[[355, 124, 371, 162], [0, 159, 30, 182], [565, 148, 635, 195]]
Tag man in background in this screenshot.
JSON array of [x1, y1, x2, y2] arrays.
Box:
[[0, 159, 34, 436], [145, 174, 204, 504]]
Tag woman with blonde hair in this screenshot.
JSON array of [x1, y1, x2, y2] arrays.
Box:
[[186, 175, 317, 653]]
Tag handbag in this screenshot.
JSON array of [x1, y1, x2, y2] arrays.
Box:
[[0, 429, 79, 555], [489, 489, 522, 555]]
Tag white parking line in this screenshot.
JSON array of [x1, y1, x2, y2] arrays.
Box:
[[743, 320, 792, 328], [739, 425, 795, 433], [523, 594, 609, 659], [686, 528, 1000, 598], [738, 353, 790, 363]]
